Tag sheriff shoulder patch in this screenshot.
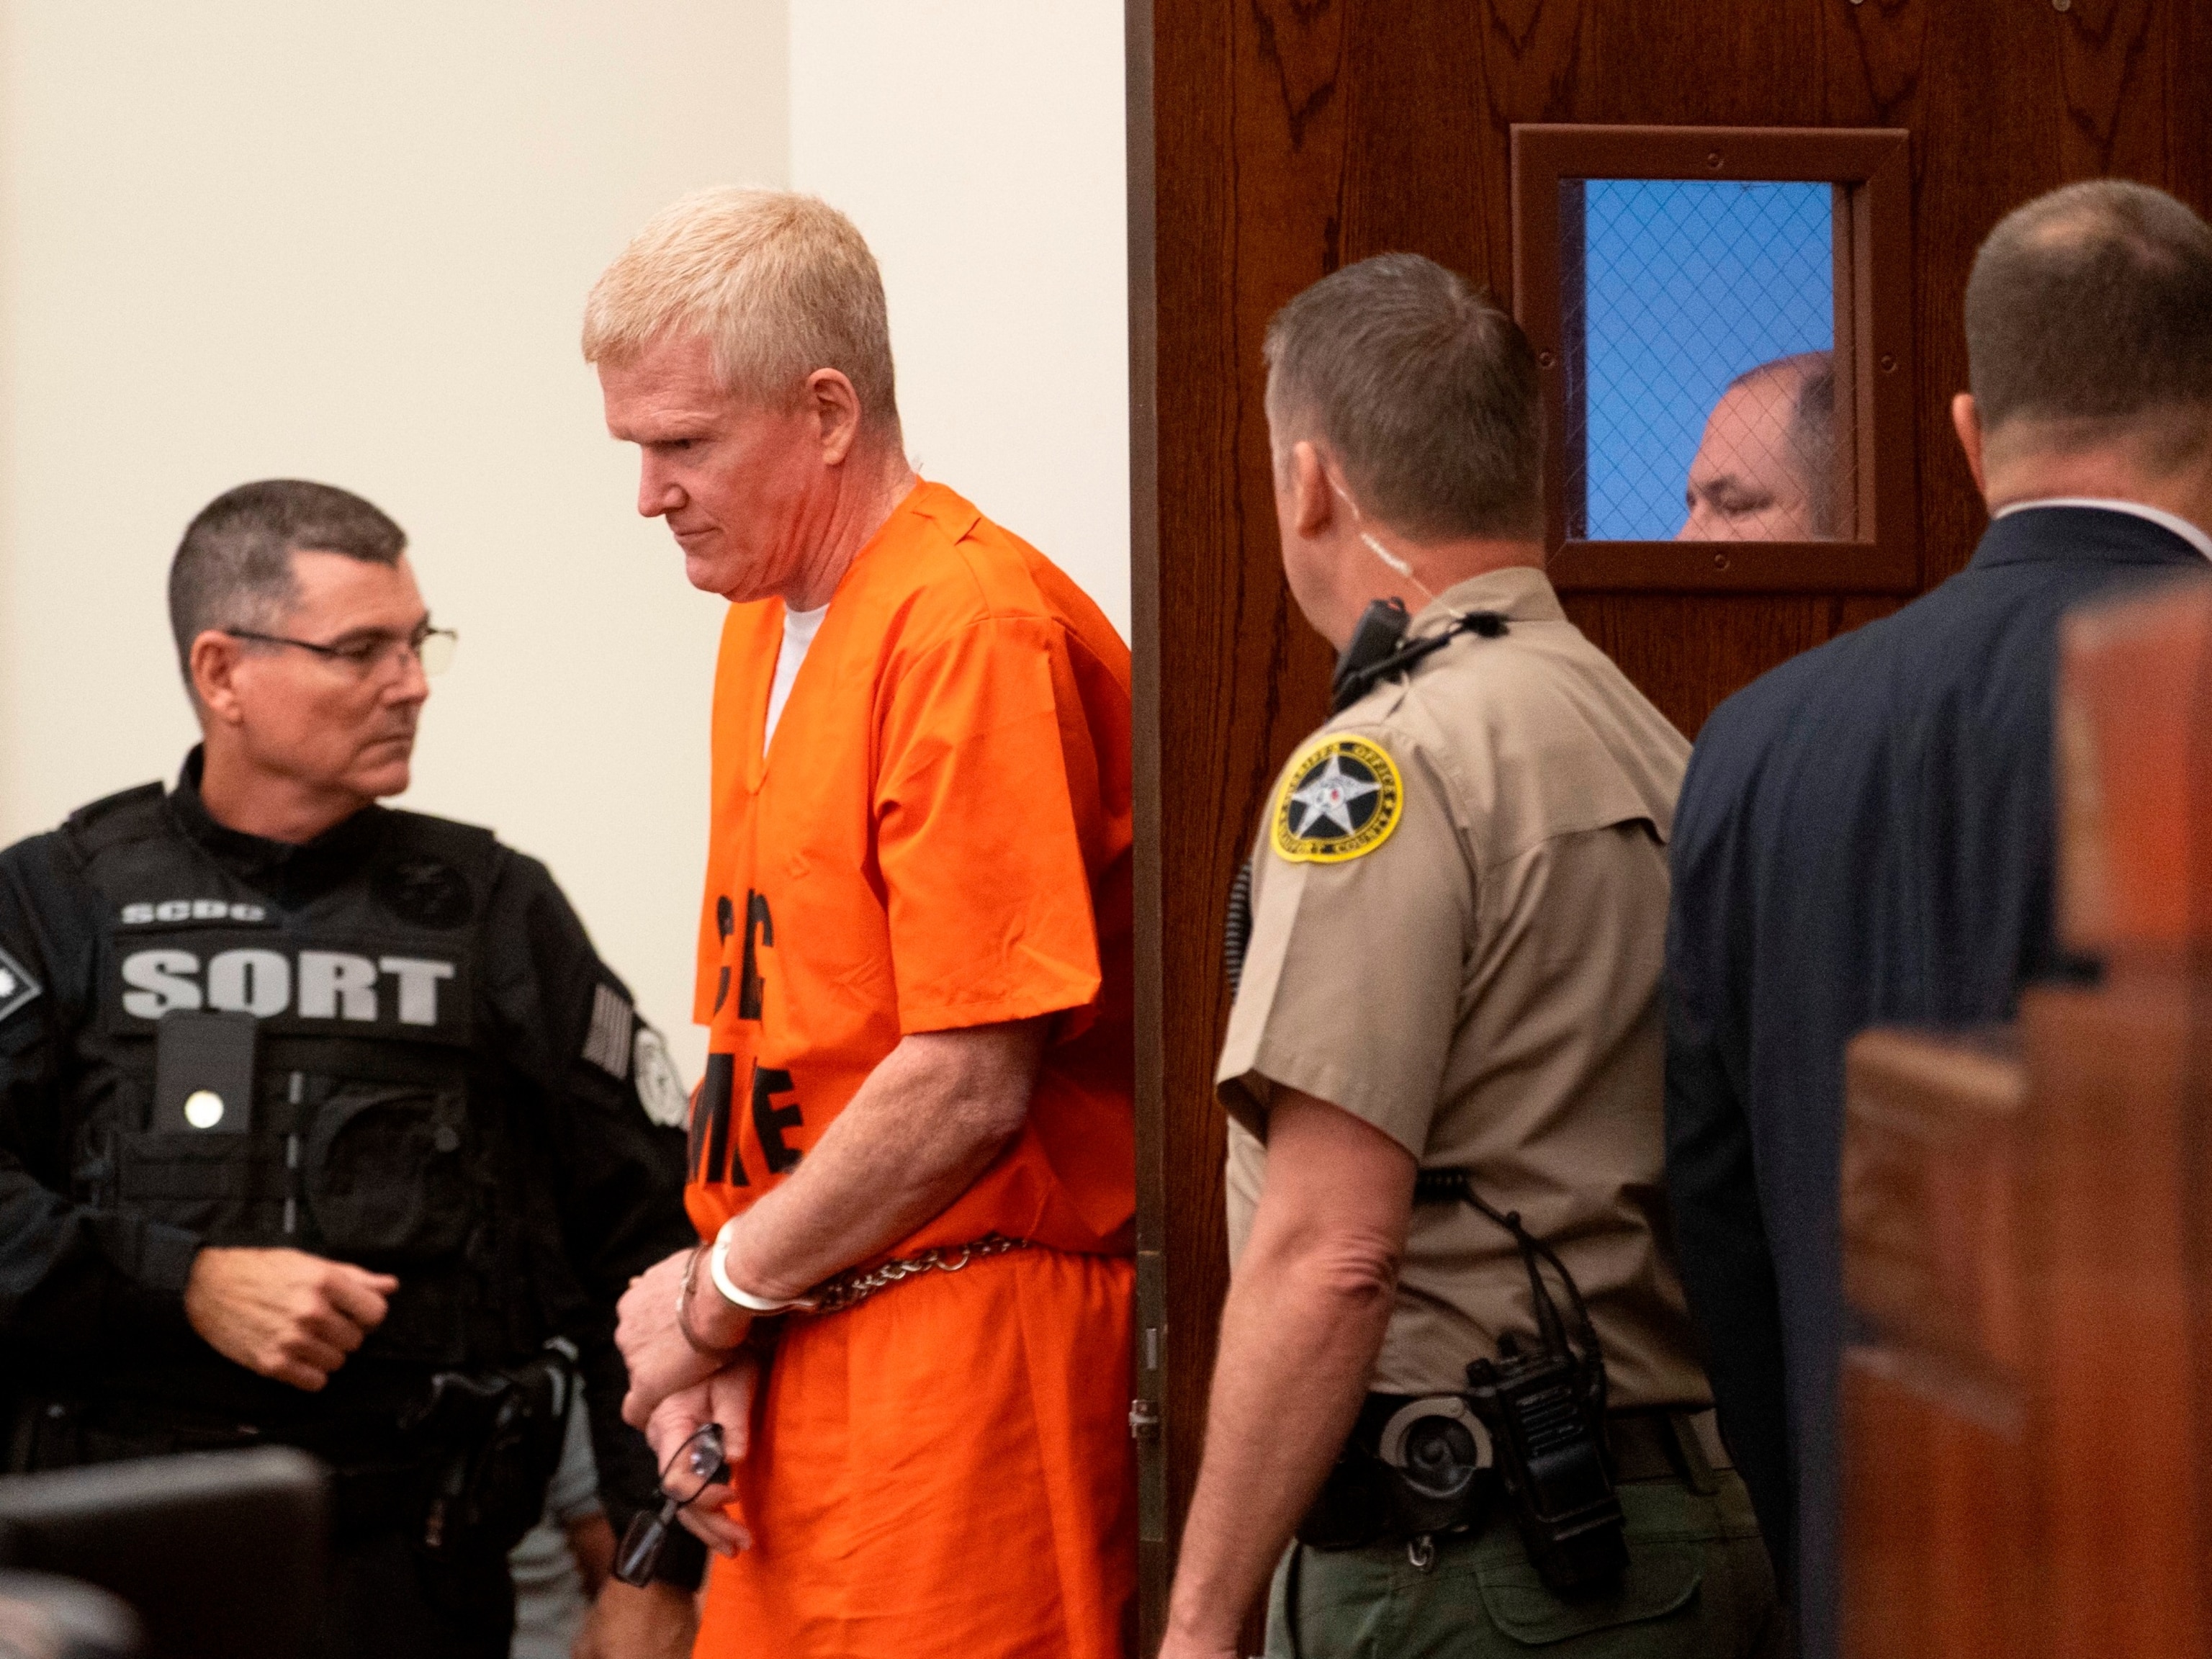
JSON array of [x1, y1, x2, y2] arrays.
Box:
[[1271, 734, 1403, 864]]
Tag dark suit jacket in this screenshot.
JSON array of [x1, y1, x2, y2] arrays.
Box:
[[1663, 505, 2208, 1659]]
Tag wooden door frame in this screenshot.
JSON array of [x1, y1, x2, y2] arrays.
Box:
[[1123, 0, 1174, 1640]]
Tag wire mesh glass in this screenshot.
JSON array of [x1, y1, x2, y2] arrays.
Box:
[[1563, 179, 1845, 542]]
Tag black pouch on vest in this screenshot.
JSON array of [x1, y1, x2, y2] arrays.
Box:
[[114, 1130, 292, 1242], [302, 1084, 474, 1267], [152, 1010, 258, 1133], [300, 1081, 485, 1364], [118, 1016, 285, 1243]]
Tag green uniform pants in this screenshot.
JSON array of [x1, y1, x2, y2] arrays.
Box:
[[1266, 1471, 1784, 1658]]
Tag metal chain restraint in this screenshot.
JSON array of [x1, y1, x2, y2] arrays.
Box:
[[799, 1232, 1033, 1317]]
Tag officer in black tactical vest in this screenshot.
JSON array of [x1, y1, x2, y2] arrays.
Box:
[[0, 481, 706, 1658]]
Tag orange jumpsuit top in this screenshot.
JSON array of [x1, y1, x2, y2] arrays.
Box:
[[685, 481, 1136, 1659]]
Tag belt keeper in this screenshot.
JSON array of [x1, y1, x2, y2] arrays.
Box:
[[1665, 1411, 1720, 1496]]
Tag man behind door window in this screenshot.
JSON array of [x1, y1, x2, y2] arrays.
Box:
[[1678, 351, 1836, 541], [1665, 180, 2212, 1659]]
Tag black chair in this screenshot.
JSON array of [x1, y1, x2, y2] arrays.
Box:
[[0, 1447, 325, 1659]]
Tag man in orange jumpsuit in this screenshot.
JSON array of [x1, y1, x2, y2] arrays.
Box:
[[583, 187, 1136, 1659]]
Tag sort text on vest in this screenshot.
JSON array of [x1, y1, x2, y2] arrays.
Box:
[[120, 948, 456, 1025]]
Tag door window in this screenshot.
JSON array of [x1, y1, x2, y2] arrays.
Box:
[[1512, 125, 1916, 592]]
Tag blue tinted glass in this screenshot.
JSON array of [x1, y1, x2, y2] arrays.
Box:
[[1570, 179, 1835, 541]]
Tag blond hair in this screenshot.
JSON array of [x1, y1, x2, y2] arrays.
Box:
[[583, 187, 899, 433]]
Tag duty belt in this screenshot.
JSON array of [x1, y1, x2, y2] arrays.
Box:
[[1611, 1408, 1732, 1485], [1298, 1398, 1732, 1554]]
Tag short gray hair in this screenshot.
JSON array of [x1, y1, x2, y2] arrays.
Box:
[[1264, 253, 1542, 541], [1966, 180, 2212, 466], [168, 480, 406, 680], [583, 187, 900, 437]]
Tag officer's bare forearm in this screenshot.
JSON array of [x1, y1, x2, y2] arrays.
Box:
[[1164, 1093, 1413, 1650], [184, 1247, 396, 1392], [713, 1016, 1051, 1308]]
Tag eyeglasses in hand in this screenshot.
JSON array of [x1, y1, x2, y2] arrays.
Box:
[[612, 1422, 732, 1588]]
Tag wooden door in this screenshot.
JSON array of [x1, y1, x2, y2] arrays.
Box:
[[1125, 0, 2212, 1645]]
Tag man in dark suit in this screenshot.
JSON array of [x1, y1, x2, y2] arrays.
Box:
[[1664, 179, 2212, 1659]]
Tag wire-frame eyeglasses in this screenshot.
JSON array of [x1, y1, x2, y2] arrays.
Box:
[[612, 1422, 731, 1587], [225, 621, 458, 678]]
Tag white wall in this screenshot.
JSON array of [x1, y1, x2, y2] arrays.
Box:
[[0, 1, 788, 1082], [789, 1, 1131, 638], [0, 2, 1133, 1082]]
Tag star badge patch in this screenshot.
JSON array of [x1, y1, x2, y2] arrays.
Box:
[[1271, 735, 1403, 864]]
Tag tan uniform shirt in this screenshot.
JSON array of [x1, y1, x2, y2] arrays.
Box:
[[1218, 565, 1708, 1408]]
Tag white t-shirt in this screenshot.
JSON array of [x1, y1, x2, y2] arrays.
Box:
[[765, 602, 829, 747]]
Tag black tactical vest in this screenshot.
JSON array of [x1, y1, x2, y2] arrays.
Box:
[[60, 784, 537, 1397]]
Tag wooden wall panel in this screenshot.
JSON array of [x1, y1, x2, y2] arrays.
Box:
[[1840, 1344, 2033, 1659], [1128, 1, 2212, 1644], [1563, 596, 1846, 738]]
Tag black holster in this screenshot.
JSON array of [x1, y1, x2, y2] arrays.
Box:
[[402, 1346, 575, 1563]]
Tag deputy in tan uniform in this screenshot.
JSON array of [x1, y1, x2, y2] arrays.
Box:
[[1157, 254, 1782, 1659]]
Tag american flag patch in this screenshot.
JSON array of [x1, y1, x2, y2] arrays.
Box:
[[583, 984, 634, 1079]]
